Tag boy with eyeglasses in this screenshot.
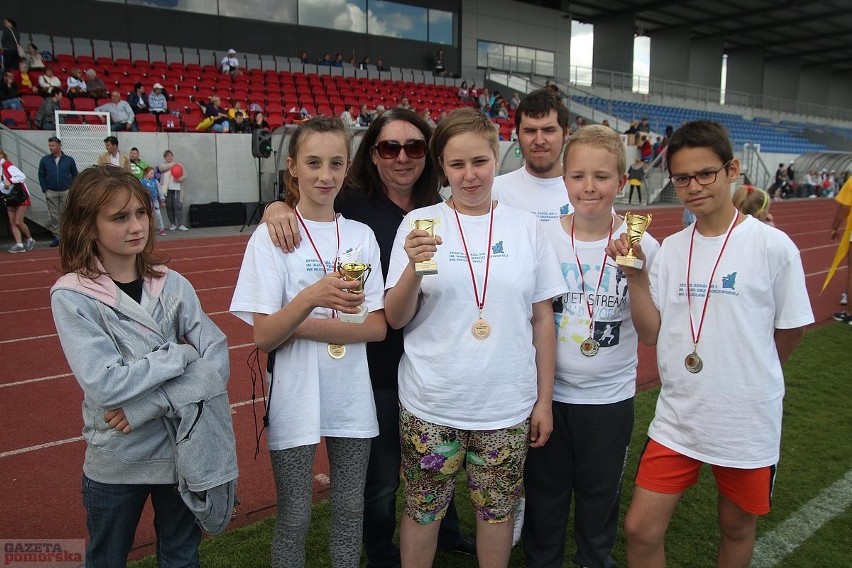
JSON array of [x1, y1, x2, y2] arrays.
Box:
[[607, 120, 813, 568]]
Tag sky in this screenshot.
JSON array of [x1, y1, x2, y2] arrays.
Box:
[[571, 20, 651, 93]]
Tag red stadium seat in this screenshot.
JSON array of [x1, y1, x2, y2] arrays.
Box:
[[1, 109, 29, 129], [135, 114, 158, 132]]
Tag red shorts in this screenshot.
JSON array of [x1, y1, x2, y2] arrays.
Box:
[[635, 439, 776, 515]]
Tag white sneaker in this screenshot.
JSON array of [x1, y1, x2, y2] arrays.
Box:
[[842, 292, 848, 306], [169, 225, 177, 231], [24, 237, 35, 251], [178, 225, 189, 231], [8, 243, 25, 253]]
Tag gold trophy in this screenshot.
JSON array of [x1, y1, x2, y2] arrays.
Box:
[[338, 262, 372, 323], [616, 212, 652, 270], [412, 218, 439, 275]]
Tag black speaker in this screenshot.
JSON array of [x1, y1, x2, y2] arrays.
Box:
[[251, 128, 272, 159]]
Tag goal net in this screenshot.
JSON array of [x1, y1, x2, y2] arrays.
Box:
[[55, 111, 111, 168]]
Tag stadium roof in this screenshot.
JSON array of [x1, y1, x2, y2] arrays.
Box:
[[520, 0, 852, 72]]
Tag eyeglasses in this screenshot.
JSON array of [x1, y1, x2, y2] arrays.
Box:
[[374, 139, 427, 159], [670, 160, 732, 188]]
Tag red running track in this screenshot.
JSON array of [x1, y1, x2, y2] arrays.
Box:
[[0, 199, 845, 558]]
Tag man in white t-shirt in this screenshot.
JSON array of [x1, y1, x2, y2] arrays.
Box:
[[492, 88, 572, 223]]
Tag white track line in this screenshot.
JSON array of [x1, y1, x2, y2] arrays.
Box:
[[751, 469, 852, 567], [0, 396, 266, 459]]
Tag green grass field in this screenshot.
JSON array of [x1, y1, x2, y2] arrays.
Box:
[[131, 323, 852, 567]]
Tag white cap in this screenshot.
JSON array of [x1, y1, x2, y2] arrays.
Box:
[[153, 82, 164, 90], [228, 48, 236, 54]]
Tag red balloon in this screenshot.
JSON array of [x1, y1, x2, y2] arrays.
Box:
[[170, 163, 184, 179]]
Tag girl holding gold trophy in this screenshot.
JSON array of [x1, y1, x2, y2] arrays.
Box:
[[230, 116, 386, 568], [384, 108, 567, 567]]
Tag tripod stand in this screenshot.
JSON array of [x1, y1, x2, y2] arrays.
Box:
[[241, 155, 264, 232]]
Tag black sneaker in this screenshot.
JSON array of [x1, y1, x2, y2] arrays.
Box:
[[50, 237, 60, 247], [833, 311, 852, 324]]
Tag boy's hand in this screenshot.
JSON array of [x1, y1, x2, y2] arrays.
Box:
[[104, 409, 132, 434], [606, 234, 647, 278]]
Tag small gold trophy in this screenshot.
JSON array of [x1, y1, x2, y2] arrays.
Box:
[[412, 218, 439, 275], [616, 212, 653, 270], [338, 262, 372, 323]]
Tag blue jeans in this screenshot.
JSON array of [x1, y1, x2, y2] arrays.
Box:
[[81, 474, 201, 568], [1, 98, 23, 110], [363, 389, 464, 568]]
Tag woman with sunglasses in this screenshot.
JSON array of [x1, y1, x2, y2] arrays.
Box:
[[263, 108, 474, 567]]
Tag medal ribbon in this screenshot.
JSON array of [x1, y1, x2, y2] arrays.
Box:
[[686, 211, 740, 351], [571, 215, 614, 337], [452, 200, 495, 316], [295, 207, 340, 318]]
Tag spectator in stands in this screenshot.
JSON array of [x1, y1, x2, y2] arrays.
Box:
[[803, 169, 820, 197], [299, 51, 309, 64], [0, 71, 23, 110], [457, 80, 469, 99], [38, 67, 61, 95], [358, 103, 373, 127], [96, 90, 138, 132], [160, 149, 188, 231], [437, 110, 448, 124], [332, 53, 344, 67], [230, 112, 251, 133], [640, 135, 653, 163], [339, 104, 357, 128], [545, 79, 563, 99], [398, 97, 412, 111], [203, 95, 230, 132], [347, 56, 356, 66], [35, 87, 62, 130], [420, 108, 436, 128], [85, 69, 107, 100], [601, 119, 612, 129], [221, 48, 240, 75], [624, 120, 639, 136], [318, 53, 332, 66], [25, 43, 44, 70], [637, 116, 651, 133], [228, 100, 248, 120], [652, 136, 663, 160], [786, 161, 798, 197], [509, 92, 521, 111], [66, 68, 87, 98], [127, 83, 148, 114], [1, 19, 22, 73], [148, 83, 168, 116], [16, 61, 38, 94], [573, 115, 586, 130], [492, 97, 508, 119], [772, 163, 789, 200], [433, 48, 446, 76], [374, 104, 386, 117], [375, 58, 388, 72], [97, 136, 131, 171], [250, 111, 269, 131], [37, 136, 78, 247], [359, 56, 371, 70], [128, 147, 149, 180], [477, 88, 490, 115]]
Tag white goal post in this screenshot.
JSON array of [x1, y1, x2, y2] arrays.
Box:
[[55, 111, 111, 168]]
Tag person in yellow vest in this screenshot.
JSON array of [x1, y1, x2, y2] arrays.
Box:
[[826, 175, 852, 323]]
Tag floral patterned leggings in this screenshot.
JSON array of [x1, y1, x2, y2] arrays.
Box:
[[399, 405, 529, 524]]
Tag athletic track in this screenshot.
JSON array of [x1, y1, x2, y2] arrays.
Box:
[[0, 199, 844, 559]]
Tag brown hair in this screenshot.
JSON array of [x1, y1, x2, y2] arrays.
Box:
[[60, 166, 166, 279], [666, 120, 734, 176], [283, 116, 351, 208], [563, 124, 627, 176], [430, 108, 499, 187], [732, 184, 770, 222]]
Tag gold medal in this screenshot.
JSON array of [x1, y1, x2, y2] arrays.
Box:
[[685, 351, 703, 373], [580, 337, 600, 357], [471, 318, 491, 340], [327, 344, 346, 359]]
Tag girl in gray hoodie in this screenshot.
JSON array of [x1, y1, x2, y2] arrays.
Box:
[[50, 166, 230, 567]]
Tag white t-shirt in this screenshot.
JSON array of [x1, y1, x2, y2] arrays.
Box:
[[492, 166, 573, 223], [648, 216, 814, 468], [545, 217, 660, 404], [386, 202, 568, 430], [230, 217, 383, 450]]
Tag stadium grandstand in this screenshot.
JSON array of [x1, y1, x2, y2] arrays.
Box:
[[2, 0, 852, 227]]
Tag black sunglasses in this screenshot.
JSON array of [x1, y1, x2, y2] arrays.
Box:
[[373, 139, 427, 159]]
